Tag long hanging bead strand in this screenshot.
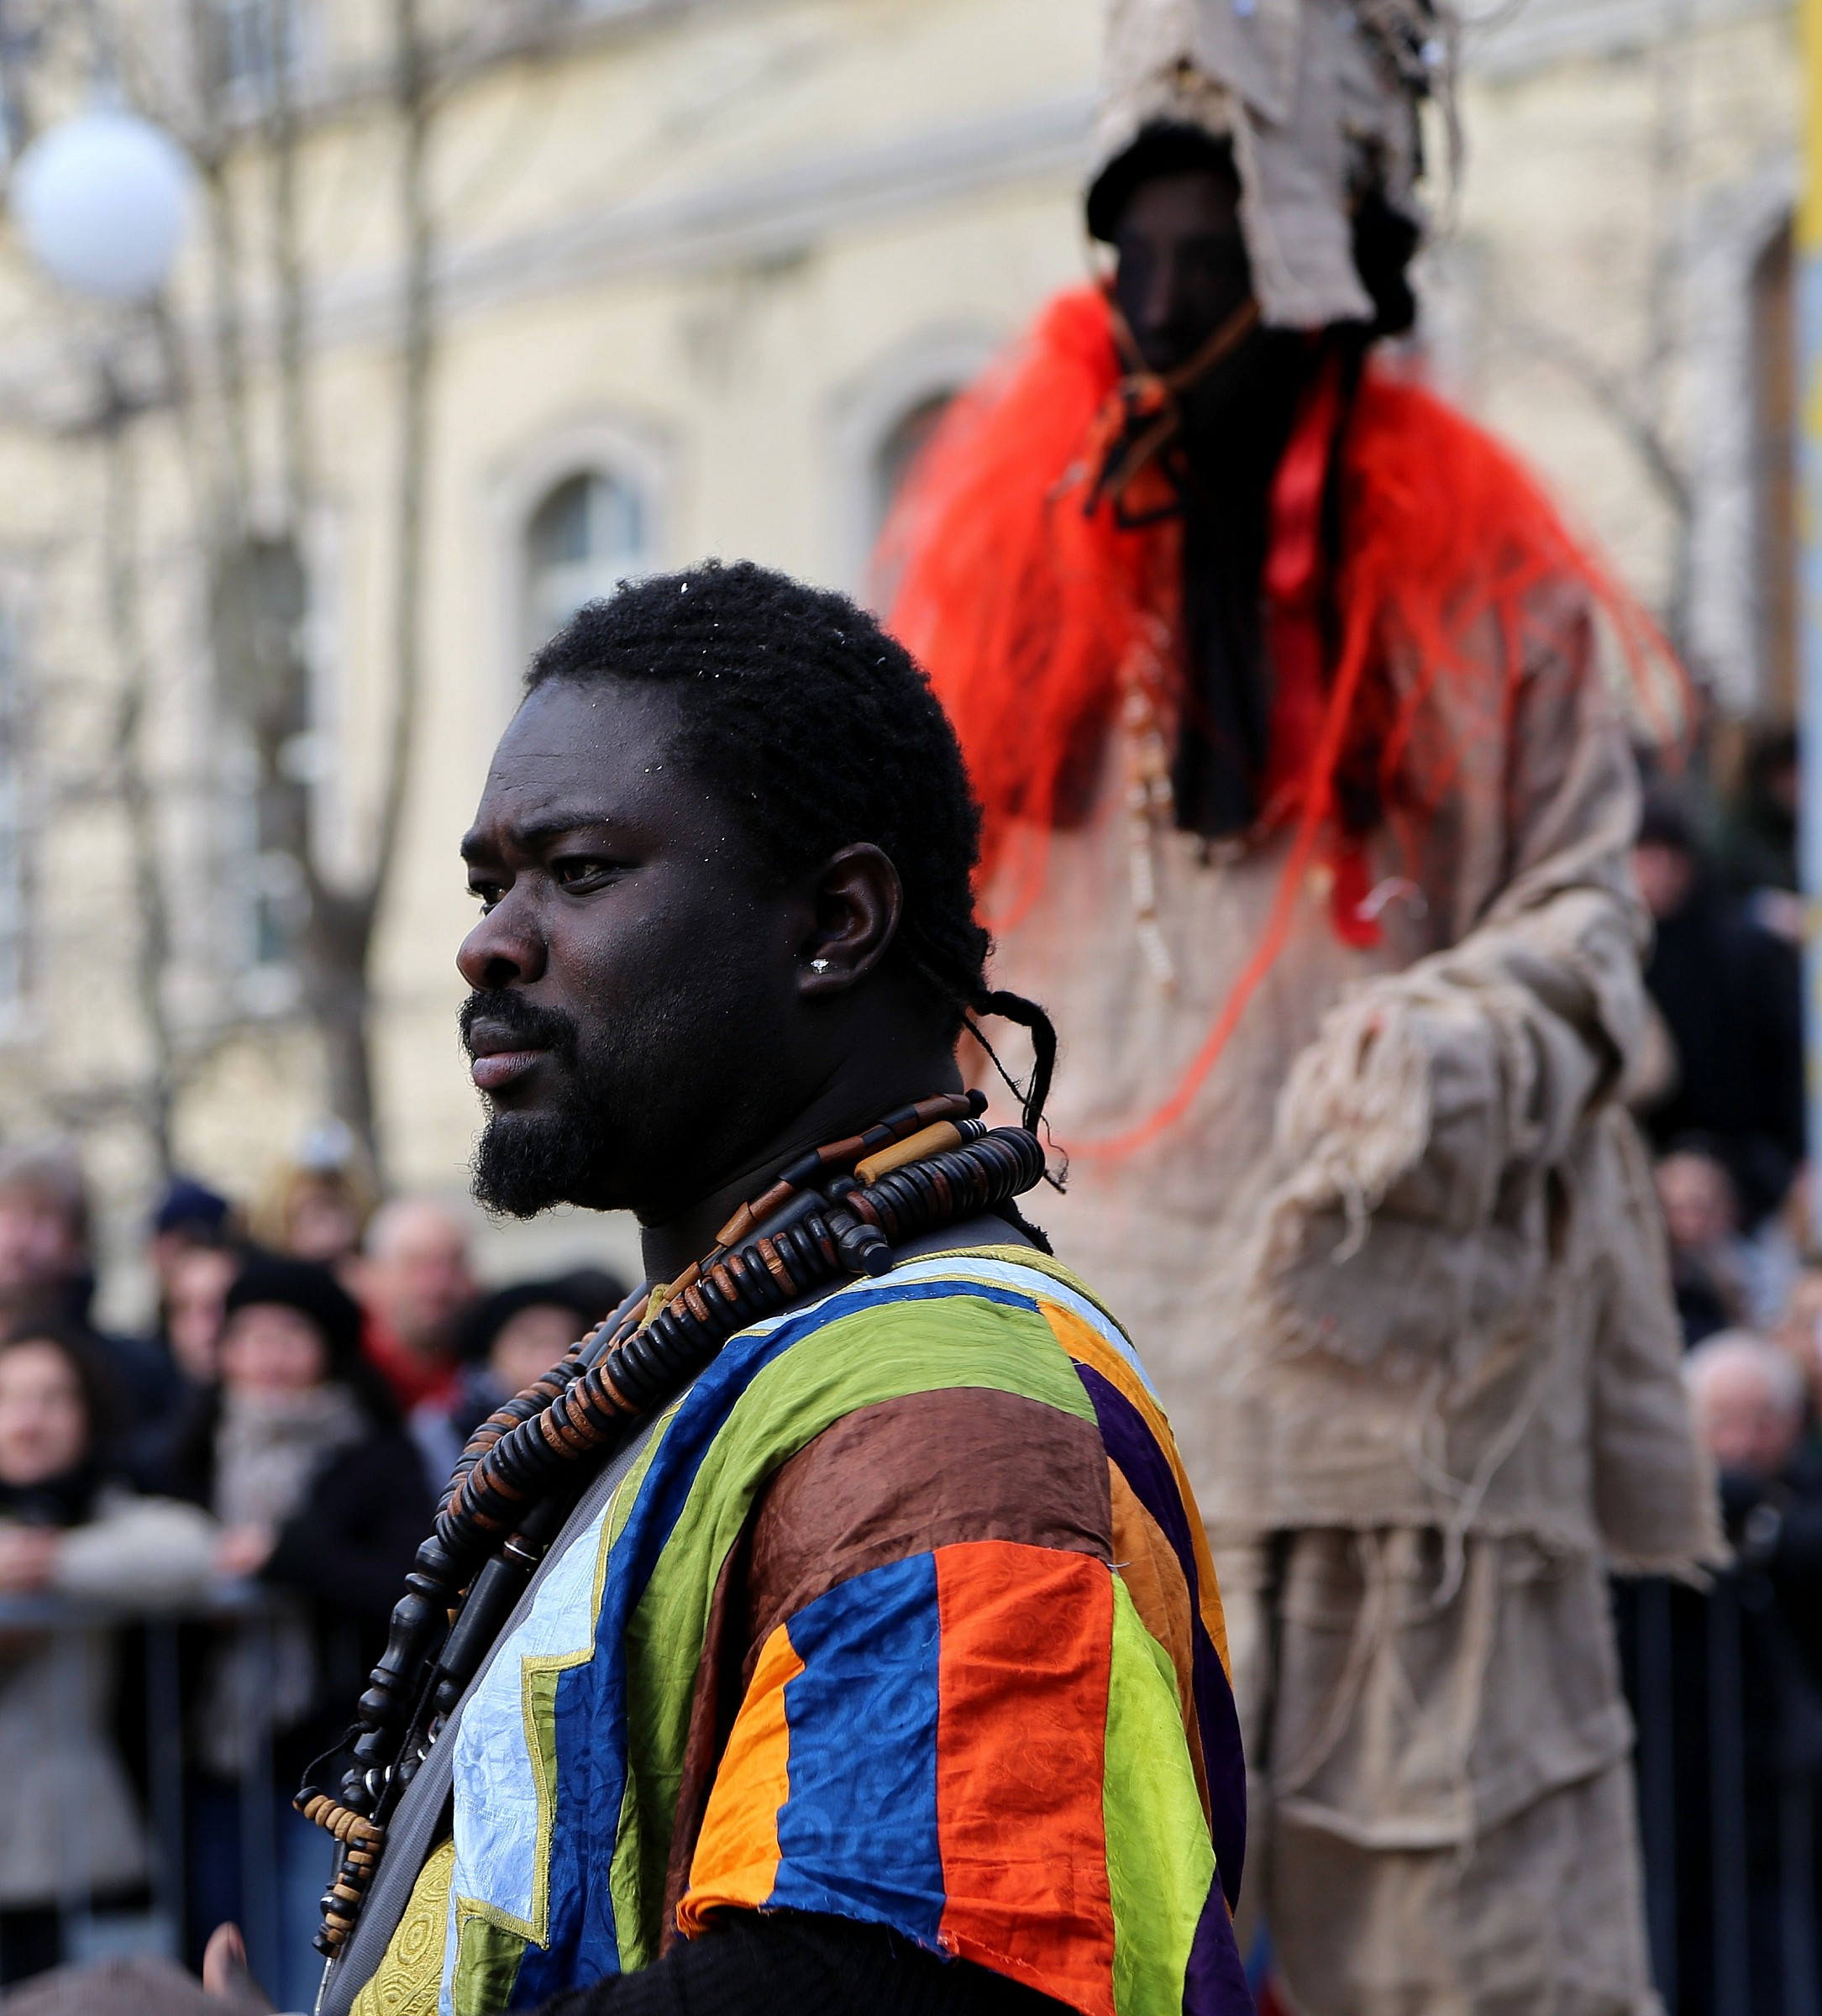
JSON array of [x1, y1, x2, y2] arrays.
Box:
[[304, 1089, 1048, 1958]]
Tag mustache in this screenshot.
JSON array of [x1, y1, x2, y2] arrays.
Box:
[[458, 990, 580, 1063]]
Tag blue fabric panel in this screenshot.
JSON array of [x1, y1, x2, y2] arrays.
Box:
[[512, 1278, 1037, 2002], [769, 1551, 947, 1947]]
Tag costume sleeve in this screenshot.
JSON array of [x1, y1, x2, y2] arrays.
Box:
[[665, 1382, 1242, 2016], [1258, 581, 1660, 1363]]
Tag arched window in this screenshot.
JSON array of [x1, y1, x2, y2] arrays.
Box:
[[524, 470, 645, 650], [871, 392, 954, 539]]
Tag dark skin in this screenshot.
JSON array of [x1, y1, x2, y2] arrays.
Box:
[[457, 678, 961, 1284], [1111, 165, 1253, 377], [196, 689, 1000, 2016]]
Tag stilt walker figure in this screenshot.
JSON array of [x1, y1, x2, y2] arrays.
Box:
[[883, 6, 1719, 2011]]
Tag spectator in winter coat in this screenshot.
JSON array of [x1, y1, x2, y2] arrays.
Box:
[[163, 1257, 430, 2014], [0, 1320, 218, 1984], [410, 1268, 626, 1489], [0, 1143, 177, 1431], [1635, 796, 1805, 1229], [1678, 1331, 1822, 2005]]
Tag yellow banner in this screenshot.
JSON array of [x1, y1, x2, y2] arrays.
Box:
[[1806, 0, 1822, 248]]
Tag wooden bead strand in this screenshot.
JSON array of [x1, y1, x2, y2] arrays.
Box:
[[299, 1088, 1044, 1960]]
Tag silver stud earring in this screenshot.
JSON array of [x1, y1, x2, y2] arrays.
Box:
[[810, 958, 831, 974]]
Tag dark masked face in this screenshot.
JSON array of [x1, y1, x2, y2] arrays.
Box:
[[457, 680, 809, 1222], [1112, 165, 1252, 375]]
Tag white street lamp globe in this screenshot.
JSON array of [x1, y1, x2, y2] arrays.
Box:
[[10, 109, 195, 302]]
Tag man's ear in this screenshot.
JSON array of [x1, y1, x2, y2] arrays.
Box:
[[798, 843, 902, 998]]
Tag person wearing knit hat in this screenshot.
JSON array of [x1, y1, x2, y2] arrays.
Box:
[[407, 1269, 627, 1492], [879, 3, 1715, 2009], [162, 1256, 428, 2014]]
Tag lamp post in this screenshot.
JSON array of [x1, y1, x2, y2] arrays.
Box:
[[8, 103, 193, 302], [3, 102, 198, 1179]]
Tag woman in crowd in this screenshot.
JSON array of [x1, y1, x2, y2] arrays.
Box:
[[165, 1256, 429, 2013], [412, 1268, 623, 1489], [0, 1320, 217, 1984]]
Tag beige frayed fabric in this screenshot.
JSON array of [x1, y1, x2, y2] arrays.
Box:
[[982, 580, 1716, 2013], [1090, 0, 1451, 328]]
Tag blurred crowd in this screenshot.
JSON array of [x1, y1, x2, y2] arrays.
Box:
[[1631, 727, 1822, 2008], [0, 1139, 626, 2005], [0, 729, 1817, 2005]]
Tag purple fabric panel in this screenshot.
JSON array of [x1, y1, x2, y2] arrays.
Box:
[[1072, 1360, 1247, 1908], [1184, 1877, 1257, 2016]]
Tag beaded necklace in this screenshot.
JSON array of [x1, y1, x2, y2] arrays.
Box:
[[298, 1086, 1046, 1959]]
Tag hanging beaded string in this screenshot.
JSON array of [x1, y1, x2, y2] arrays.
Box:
[[299, 1086, 1048, 1960]]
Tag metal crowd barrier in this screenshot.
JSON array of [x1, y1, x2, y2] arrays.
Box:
[[7, 1571, 1819, 2013], [1620, 1572, 1822, 2016], [0, 1585, 288, 1998]]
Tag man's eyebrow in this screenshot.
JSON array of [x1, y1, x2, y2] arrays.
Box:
[[459, 808, 620, 861]]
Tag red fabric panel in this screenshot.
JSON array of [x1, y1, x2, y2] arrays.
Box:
[[933, 1541, 1116, 2016]]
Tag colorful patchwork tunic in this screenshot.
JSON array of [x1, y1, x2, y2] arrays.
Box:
[[352, 1246, 1249, 2016]]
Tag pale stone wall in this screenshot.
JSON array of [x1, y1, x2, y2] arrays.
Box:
[[0, 0, 1794, 1307]]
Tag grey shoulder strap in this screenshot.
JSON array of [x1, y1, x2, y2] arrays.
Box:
[[316, 1403, 669, 2016]]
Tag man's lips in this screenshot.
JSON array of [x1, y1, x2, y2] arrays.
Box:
[[466, 1026, 551, 1095]]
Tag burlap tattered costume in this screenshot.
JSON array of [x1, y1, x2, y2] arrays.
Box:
[[882, 4, 1719, 2010]]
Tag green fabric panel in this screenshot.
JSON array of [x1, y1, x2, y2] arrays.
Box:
[[452, 1911, 527, 2016], [1103, 1576, 1216, 2016], [607, 1282, 1094, 1959]]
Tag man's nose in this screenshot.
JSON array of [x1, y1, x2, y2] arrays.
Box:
[[457, 890, 547, 990], [1138, 247, 1181, 341]]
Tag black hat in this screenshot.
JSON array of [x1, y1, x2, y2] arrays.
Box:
[[456, 1270, 627, 1368], [224, 1255, 365, 1369], [1085, 122, 1237, 244], [1637, 793, 1696, 854], [154, 1175, 233, 1240]]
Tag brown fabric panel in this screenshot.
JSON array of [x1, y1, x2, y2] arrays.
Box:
[[662, 1529, 754, 1952], [1108, 1457, 1209, 1820], [740, 1385, 1113, 1683], [662, 1386, 1112, 1941]]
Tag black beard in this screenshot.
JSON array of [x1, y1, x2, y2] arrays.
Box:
[[461, 991, 615, 1218]]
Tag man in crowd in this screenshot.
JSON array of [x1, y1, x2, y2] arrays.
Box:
[[1631, 795, 1804, 1231], [354, 1194, 476, 1416], [0, 1142, 175, 1428], [219, 560, 1247, 2016], [883, 1, 1714, 2009], [1676, 1333, 1822, 2004]]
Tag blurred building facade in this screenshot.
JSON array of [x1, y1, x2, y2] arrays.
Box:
[[0, 0, 1794, 1307]]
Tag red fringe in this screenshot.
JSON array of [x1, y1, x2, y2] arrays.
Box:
[[879, 286, 1683, 1153]]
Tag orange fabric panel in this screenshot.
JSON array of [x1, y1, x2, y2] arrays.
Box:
[[932, 1541, 1117, 2016], [676, 1621, 803, 1934], [1107, 1457, 1209, 1823], [1040, 1300, 1232, 1678]]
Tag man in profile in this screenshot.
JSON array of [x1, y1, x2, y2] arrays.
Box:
[[246, 559, 1250, 2016]]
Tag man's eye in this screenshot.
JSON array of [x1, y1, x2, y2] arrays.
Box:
[[470, 881, 503, 912], [554, 858, 612, 890]]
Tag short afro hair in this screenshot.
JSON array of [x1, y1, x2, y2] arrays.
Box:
[[525, 561, 992, 1035]]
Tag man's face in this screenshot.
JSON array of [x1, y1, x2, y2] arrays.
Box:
[[1694, 1357, 1803, 1479], [1630, 840, 1695, 922], [1113, 166, 1252, 375], [458, 679, 808, 1221], [1657, 1151, 1736, 1252], [0, 1189, 83, 1295], [363, 1202, 475, 1355]]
